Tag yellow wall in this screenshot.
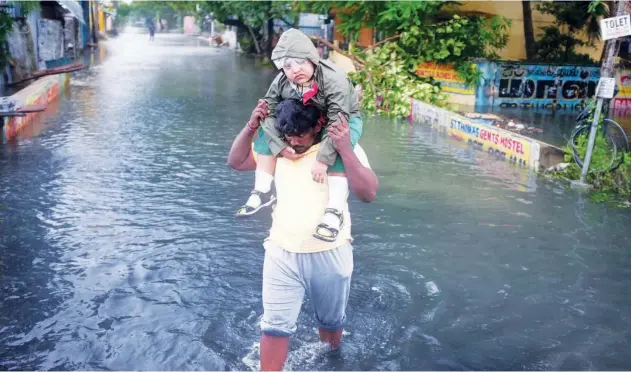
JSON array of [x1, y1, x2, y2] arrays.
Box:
[[329, 50, 356, 73], [333, 1, 606, 62], [455, 1, 605, 61], [98, 9, 105, 32]]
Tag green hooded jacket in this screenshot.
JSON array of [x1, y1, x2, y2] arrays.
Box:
[[261, 28, 360, 165]]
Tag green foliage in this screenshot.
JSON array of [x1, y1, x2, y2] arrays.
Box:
[[398, 14, 510, 86], [196, 1, 300, 55], [237, 33, 255, 54], [564, 127, 617, 172], [0, 1, 38, 72], [321, 1, 510, 118], [552, 155, 631, 204], [532, 1, 607, 64], [551, 98, 631, 203], [14, 1, 40, 16], [307, 1, 450, 41], [587, 0, 610, 19], [117, 1, 196, 28], [198, 1, 297, 30], [349, 43, 448, 117], [0, 11, 11, 72], [533, 27, 595, 64], [538, 1, 605, 40]]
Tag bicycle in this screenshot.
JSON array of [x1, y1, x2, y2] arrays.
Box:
[[569, 88, 629, 173]]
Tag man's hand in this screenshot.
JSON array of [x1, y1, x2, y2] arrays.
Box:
[[311, 160, 328, 183], [280, 146, 302, 161], [247, 99, 269, 130], [327, 112, 351, 151]]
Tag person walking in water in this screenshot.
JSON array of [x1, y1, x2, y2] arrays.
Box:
[[235, 28, 364, 245], [228, 98, 378, 371], [146, 17, 155, 41]]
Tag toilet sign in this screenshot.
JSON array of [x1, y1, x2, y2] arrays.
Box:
[[600, 15, 631, 40]]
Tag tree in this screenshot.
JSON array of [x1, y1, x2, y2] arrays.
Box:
[[306, 1, 510, 117], [532, 0, 609, 64], [165, 1, 197, 29], [522, 1, 536, 60], [196, 1, 301, 57], [117, 1, 196, 30]]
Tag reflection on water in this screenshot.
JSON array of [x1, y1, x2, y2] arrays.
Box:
[[0, 33, 630, 371]]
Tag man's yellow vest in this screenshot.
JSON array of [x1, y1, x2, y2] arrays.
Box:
[[255, 143, 370, 253]]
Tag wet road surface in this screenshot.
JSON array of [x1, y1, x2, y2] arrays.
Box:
[[1, 33, 630, 370]]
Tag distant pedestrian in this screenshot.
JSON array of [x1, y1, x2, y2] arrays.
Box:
[[146, 18, 155, 41]]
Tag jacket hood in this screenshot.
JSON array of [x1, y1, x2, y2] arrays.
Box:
[[271, 28, 320, 67]]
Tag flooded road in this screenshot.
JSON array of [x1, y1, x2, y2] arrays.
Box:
[[1, 33, 630, 370]]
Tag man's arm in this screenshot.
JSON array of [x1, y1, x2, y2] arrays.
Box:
[[338, 145, 378, 203], [227, 100, 268, 171], [227, 125, 258, 171], [328, 114, 378, 203]]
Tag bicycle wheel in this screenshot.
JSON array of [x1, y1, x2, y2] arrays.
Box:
[[603, 119, 630, 153], [570, 122, 620, 173]]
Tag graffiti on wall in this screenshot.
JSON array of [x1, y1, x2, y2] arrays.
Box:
[[416, 62, 475, 95], [475, 62, 601, 110]]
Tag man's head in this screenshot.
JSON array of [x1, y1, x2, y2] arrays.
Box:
[[271, 29, 319, 85], [274, 99, 322, 154]]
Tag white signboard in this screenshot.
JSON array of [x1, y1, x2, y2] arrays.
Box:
[[600, 15, 631, 40], [596, 77, 616, 99]]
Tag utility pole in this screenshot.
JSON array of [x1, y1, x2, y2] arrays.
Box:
[[574, 0, 628, 188]]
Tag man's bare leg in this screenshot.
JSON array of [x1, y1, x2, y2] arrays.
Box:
[[318, 328, 343, 350], [260, 333, 290, 371]]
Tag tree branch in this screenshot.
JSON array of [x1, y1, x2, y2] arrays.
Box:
[[364, 33, 401, 52], [312, 35, 365, 69], [246, 24, 262, 55], [279, 16, 294, 27]]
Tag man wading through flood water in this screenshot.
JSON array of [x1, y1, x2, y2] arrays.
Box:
[[227, 99, 378, 370]]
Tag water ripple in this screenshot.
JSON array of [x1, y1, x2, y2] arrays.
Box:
[[1, 33, 629, 371]]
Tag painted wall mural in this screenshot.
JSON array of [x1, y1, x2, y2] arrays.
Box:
[[613, 69, 630, 117], [415, 62, 475, 95], [474, 62, 602, 110]]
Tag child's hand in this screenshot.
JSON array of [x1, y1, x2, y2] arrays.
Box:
[[280, 147, 301, 161], [311, 160, 328, 183]]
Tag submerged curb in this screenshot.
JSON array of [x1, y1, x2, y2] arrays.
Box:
[[409, 98, 566, 171], [2, 73, 69, 143]]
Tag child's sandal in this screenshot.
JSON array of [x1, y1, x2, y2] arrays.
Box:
[[236, 190, 276, 217], [313, 208, 344, 242]]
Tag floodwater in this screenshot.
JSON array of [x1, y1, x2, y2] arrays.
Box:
[[1, 33, 630, 370]]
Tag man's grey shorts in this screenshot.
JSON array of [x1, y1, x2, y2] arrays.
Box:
[[260, 241, 354, 337]]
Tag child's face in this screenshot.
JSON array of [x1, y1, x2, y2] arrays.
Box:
[[281, 58, 315, 85]]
